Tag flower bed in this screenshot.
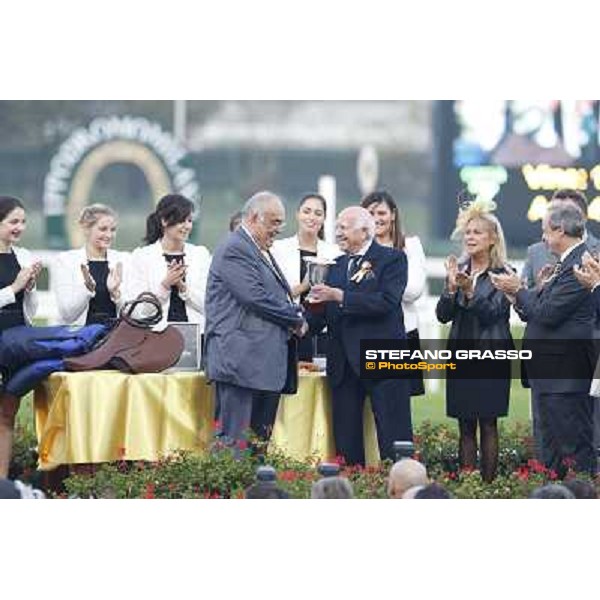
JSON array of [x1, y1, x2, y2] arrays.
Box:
[[10, 421, 599, 498]]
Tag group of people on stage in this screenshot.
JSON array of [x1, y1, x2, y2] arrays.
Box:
[[2, 185, 600, 482]]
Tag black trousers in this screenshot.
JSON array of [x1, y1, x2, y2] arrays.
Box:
[[250, 390, 281, 442], [537, 391, 596, 477], [530, 388, 549, 463], [331, 364, 412, 466]]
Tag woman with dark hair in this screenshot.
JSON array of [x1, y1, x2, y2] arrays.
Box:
[[0, 196, 42, 477], [128, 194, 211, 331], [271, 193, 341, 360], [361, 191, 427, 395], [54, 204, 129, 325]]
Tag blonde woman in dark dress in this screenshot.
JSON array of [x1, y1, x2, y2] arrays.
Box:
[[54, 204, 129, 326], [436, 199, 513, 482], [0, 196, 42, 477]]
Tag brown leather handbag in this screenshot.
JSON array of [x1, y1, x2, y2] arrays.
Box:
[[64, 292, 184, 374]]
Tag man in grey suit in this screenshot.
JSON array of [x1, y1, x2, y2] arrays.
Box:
[[520, 189, 600, 462], [204, 191, 306, 451]]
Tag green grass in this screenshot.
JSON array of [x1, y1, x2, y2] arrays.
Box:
[[412, 380, 531, 427]]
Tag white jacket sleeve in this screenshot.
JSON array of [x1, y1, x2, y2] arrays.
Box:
[[127, 247, 170, 304], [402, 236, 427, 304], [179, 245, 211, 315], [5, 247, 39, 323], [23, 286, 39, 323], [53, 252, 94, 324]]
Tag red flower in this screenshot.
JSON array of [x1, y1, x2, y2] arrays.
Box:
[[145, 483, 155, 499], [548, 469, 558, 480], [527, 459, 546, 474], [237, 439, 248, 450], [279, 470, 299, 482], [212, 419, 222, 431]]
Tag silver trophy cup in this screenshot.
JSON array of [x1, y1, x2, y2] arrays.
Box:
[[304, 256, 335, 304]]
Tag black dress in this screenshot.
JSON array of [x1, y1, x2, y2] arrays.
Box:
[[298, 249, 317, 361], [163, 253, 188, 322], [0, 251, 26, 332], [436, 265, 513, 419], [86, 260, 117, 325]]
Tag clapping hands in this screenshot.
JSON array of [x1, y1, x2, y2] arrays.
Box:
[[107, 262, 123, 301], [162, 260, 187, 292], [80, 263, 96, 293], [489, 270, 522, 295], [12, 261, 42, 294], [444, 254, 459, 293], [573, 252, 600, 290]]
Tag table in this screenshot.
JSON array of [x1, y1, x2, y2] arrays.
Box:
[[34, 371, 381, 470]]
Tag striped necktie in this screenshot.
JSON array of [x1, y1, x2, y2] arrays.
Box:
[[551, 260, 562, 277], [347, 255, 361, 279]]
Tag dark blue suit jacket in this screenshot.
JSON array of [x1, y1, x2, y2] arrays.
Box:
[[515, 242, 596, 393], [308, 241, 407, 387]]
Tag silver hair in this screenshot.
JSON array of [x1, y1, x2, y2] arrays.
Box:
[[242, 191, 283, 219], [545, 200, 585, 238], [342, 206, 376, 240], [310, 476, 354, 499]]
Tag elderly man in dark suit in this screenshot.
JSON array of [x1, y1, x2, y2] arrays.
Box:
[[520, 189, 600, 464], [493, 201, 597, 477], [307, 206, 412, 466], [204, 191, 306, 450]]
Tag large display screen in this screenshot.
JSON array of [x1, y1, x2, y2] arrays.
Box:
[[434, 100, 600, 248]]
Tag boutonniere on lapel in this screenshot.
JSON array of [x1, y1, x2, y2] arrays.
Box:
[[350, 260, 374, 283]]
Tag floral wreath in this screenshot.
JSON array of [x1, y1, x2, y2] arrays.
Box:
[[350, 260, 374, 283]]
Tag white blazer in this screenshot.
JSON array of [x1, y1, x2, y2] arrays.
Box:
[[0, 246, 38, 324], [402, 235, 427, 332], [271, 235, 342, 300], [127, 241, 211, 331], [53, 247, 131, 326]]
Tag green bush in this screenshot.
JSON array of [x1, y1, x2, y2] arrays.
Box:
[[50, 422, 598, 499], [9, 423, 39, 484]]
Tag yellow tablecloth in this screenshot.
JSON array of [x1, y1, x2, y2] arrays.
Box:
[[34, 371, 380, 470]]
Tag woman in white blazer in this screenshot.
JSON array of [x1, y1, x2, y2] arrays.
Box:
[[271, 193, 341, 360], [128, 194, 211, 331], [54, 204, 129, 326], [362, 191, 427, 396], [0, 196, 42, 477]]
